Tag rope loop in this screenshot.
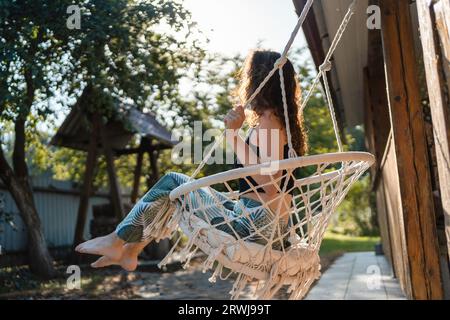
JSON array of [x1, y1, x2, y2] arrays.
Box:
[[348, 0, 357, 13], [274, 56, 288, 69], [319, 61, 332, 73], [288, 148, 298, 159]]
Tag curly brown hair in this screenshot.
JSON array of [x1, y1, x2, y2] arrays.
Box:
[[236, 49, 308, 156]]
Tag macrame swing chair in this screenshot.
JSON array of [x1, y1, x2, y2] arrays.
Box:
[[151, 0, 375, 300]]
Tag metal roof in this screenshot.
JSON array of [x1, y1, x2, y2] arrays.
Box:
[[126, 108, 175, 147], [51, 103, 176, 152]]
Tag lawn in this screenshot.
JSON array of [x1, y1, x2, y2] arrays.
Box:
[[320, 232, 380, 256]]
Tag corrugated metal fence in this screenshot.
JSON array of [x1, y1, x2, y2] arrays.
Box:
[[0, 173, 130, 254]]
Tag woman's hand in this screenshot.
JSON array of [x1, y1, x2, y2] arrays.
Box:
[[224, 105, 245, 130]]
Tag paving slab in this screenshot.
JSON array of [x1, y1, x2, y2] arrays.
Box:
[[305, 252, 406, 300]]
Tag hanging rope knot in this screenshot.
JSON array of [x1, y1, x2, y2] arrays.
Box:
[[319, 61, 332, 73], [274, 56, 288, 69], [288, 148, 298, 159]]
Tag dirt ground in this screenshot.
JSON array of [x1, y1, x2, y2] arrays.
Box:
[[0, 253, 341, 300]]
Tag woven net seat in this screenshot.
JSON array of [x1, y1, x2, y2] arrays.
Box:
[[158, 152, 374, 299]]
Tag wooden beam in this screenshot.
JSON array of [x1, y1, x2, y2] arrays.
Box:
[[416, 0, 450, 262], [131, 149, 144, 204], [367, 27, 391, 180], [380, 0, 444, 299], [100, 124, 124, 220], [148, 149, 160, 188], [73, 114, 100, 247]]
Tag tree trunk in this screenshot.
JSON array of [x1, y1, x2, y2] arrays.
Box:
[[0, 51, 55, 277], [0, 145, 56, 278]]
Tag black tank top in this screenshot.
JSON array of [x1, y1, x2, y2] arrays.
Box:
[[234, 131, 296, 195]]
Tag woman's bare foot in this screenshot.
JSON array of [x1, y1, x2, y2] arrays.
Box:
[[90, 240, 151, 271], [90, 255, 137, 272], [75, 232, 125, 261], [91, 247, 138, 271]]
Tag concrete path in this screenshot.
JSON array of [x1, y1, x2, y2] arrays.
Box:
[[305, 252, 406, 300]]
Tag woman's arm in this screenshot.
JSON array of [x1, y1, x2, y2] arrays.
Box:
[[224, 107, 285, 196]]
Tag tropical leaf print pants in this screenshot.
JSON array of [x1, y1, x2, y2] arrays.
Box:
[[115, 172, 287, 249]]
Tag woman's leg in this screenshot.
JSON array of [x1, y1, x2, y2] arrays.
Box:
[[75, 172, 191, 264], [87, 184, 234, 270]]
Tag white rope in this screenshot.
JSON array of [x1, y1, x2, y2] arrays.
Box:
[[322, 71, 343, 152], [189, 0, 315, 180], [279, 67, 297, 158]]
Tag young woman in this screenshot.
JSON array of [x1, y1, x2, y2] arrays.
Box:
[[75, 50, 308, 271]]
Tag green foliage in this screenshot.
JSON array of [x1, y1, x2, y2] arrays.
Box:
[[329, 174, 379, 237], [0, 0, 74, 121], [0, 0, 206, 191], [64, 0, 204, 116]]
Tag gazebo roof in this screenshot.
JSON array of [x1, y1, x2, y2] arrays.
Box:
[[51, 104, 176, 152]]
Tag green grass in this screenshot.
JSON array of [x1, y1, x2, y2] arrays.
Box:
[[319, 232, 380, 256]]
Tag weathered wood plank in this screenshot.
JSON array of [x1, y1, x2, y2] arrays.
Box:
[[375, 186, 392, 268], [366, 27, 392, 187], [379, 0, 444, 299], [435, 1, 450, 97], [428, 0, 450, 262], [365, 25, 395, 271], [380, 135, 410, 296], [364, 66, 394, 268]]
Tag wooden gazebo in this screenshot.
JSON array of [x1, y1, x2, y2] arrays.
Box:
[[51, 91, 176, 248]]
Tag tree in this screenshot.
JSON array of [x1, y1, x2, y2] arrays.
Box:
[[0, 0, 202, 276], [0, 0, 75, 278]]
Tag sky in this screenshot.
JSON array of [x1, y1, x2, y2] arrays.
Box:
[[183, 0, 308, 56]]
